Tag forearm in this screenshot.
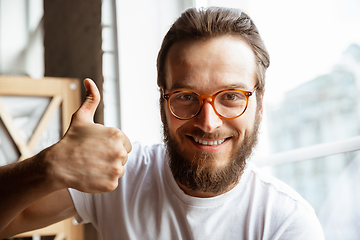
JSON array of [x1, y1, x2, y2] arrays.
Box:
[[0, 78, 131, 235], [0, 150, 60, 232]]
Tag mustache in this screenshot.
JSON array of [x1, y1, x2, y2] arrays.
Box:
[[183, 127, 239, 140]]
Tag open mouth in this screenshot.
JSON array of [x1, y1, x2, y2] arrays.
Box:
[[192, 137, 228, 146]]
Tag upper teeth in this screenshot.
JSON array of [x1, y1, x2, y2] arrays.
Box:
[[194, 138, 226, 146]]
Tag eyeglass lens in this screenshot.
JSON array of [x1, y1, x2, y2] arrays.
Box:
[[169, 90, 248, 119]]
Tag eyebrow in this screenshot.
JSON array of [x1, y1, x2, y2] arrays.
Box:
[[223, 83, 251, 90], [168, 82, 195, 91], [168, 82, 252, 92]]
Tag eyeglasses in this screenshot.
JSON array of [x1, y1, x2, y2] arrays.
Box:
[[162, 87, 256, 120]]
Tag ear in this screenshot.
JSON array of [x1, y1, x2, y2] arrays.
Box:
[[160, 96, 167, 125], [258, 90, 265, 121], [261, 90, 265, 114]]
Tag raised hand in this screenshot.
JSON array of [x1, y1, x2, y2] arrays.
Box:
[[43, 78, 132, 193]]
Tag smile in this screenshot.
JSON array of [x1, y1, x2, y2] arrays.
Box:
[[193, 137, 226, 146]]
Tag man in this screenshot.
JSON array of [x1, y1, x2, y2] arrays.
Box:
[[0, 7, 324, 239]]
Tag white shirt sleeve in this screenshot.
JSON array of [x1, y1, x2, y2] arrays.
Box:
[[68, 188, 94, 225], [275, 204, 325, 240]]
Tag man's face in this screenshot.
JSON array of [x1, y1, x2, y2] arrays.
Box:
[[162, 35, 263, 197]]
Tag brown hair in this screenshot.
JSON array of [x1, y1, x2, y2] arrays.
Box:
[[157, 7, 270, 100]]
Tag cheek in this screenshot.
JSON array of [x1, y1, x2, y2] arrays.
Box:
[[164, 105, 185, 136], [228, 118, 250, 137], [230, 102, 259, 135], [246, 97, 261, 122]]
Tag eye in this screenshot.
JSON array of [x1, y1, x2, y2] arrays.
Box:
[[223, 93, 237, 100], [175, 92, 197, 101], [217, 91, 247, 108], [220, 91, 245, 101], [171, 92, 199, 106]]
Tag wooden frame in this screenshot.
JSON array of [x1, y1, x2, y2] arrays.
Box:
[[0, 76, 84, 240]]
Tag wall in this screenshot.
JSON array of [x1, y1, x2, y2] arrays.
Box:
[[43, 0, 104, 124]]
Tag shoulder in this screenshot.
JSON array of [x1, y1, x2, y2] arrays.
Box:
[[246, 162, 313, 211], [243, 163, 324, 239]]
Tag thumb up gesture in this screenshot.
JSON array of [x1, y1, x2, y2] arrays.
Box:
[[45, 79, 132, 193]]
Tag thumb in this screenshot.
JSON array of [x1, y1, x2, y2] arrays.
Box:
[[73, 78, 100, 123]]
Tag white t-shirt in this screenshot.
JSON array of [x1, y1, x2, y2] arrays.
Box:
[[69, 143, 324, 240]]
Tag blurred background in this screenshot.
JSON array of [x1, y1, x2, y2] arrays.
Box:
[[1, 0, 360, 239]]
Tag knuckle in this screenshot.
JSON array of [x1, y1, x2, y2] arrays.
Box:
[[121, 155, 128, 166], [102, 182, 118, 192], [119, 148, 128, 158], [112, 165, 123, 176], [109, 163, 125, 178], [118, 166, 125, 177], [99, 177, 120, 192], [111, 147, 128, 161], [109, 127, 123, 139], [101, 167, 124, 192], [108, 180, 119, 191]]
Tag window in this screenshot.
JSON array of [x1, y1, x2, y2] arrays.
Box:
[[193, 1, 360, 239]]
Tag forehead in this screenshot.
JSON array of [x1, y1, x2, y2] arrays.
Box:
[[164, 35, 257, 92]]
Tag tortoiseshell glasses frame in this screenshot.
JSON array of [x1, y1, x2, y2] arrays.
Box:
[[161, 87, 257, 120]]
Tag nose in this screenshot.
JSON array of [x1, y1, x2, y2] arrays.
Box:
[[193, 100, 223, 132]]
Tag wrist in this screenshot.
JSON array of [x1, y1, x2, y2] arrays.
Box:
[[35, 145, 67, 192]]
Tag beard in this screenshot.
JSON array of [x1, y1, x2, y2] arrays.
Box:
[[162, 110, 261, 195]]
